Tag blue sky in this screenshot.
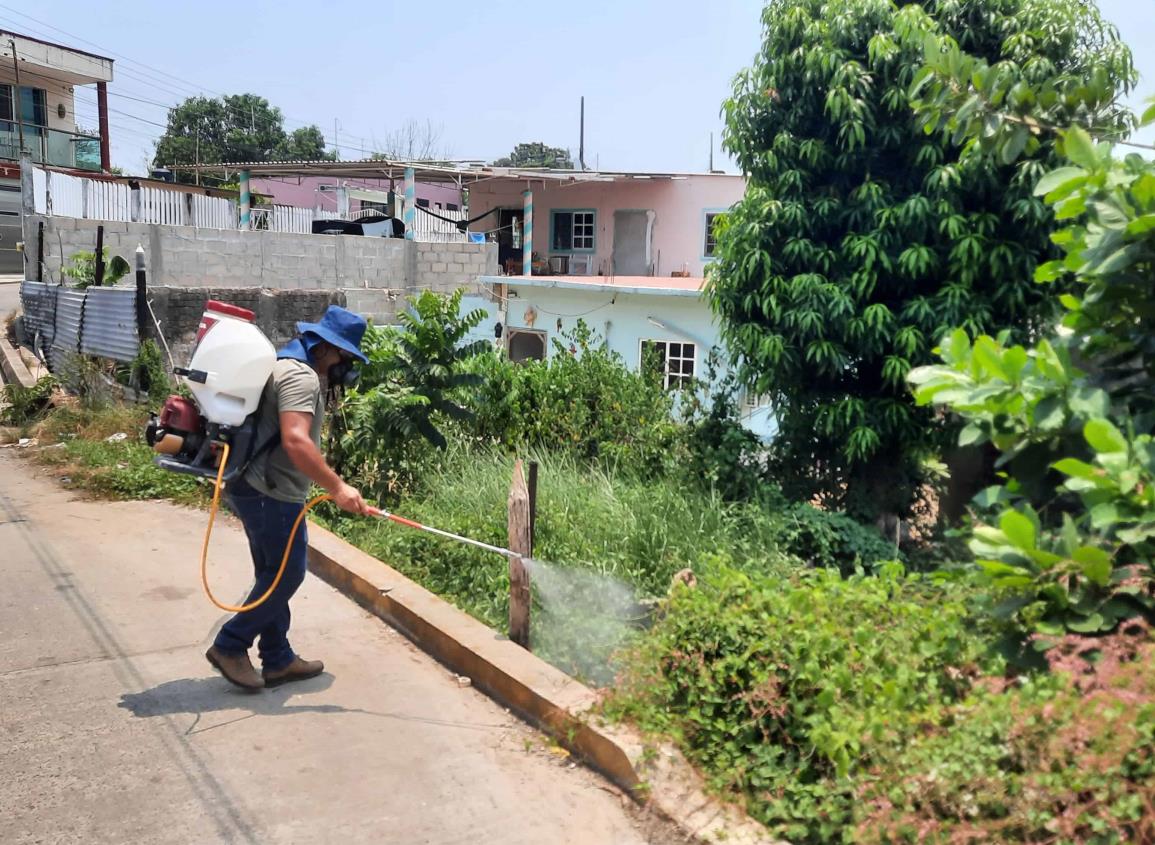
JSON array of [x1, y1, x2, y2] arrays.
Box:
[[6, 0, 1154, 174]]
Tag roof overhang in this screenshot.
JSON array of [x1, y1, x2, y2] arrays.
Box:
[[0, 31, 114, 85], [169, 158, 742, 187], [482, 274, 706, 298]]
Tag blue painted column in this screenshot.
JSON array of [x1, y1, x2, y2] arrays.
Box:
[[238, 168, 251, 229], [403, 167, 416, 240], [522, 189, 533, 277]]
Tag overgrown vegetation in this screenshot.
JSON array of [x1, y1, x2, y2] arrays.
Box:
[[10, 2, 1154, 839], [708, 0, 1135, 520], [27, 402, 204, 506], [63, 248, 131, 289], [1, 375, 58, 428], [609, 567, 1155, 843]]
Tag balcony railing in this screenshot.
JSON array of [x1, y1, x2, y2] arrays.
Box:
[[0, 121, 101, 171]]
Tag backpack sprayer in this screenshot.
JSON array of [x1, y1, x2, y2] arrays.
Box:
[[147, 300, 523, 613]]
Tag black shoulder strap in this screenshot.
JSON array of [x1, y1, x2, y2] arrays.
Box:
[[234, 378, 283, 487]]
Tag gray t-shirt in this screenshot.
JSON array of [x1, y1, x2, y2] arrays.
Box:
[[243, 358, 323, 503]]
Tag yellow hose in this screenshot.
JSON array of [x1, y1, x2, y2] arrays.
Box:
[[201, 441, 331, 613]]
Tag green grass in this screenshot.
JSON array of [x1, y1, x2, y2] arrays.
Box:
[[323, 444, 803, 680], [30, 403, 207, 507]]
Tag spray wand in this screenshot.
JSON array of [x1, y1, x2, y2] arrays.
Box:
[[368, 507, 523, 560], [200, 443, 525, 613]]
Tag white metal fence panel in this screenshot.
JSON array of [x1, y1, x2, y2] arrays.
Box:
[[140, 186, 185, 225], [32, 166, 48, 213], [272, 204, 313, 234], [81, 287, 139, 362], [413, 206, 469, 243], [89, 180, 132, 221], [192, 194, 235, 229], [46, 169, 86, 218]]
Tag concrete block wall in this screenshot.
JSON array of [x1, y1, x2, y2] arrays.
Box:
[[341, 288, 402, 325], [147, 286, 345, 367], [27, 214, 411, 291], [413, 242, 499, 294]]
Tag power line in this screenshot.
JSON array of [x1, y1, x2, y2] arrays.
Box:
[[0, 11, 390, 161], [0, 6, 358, 138]]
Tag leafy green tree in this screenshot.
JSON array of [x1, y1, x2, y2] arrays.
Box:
[[329, 290, 488, 501], [276, 126, 330, 161], [492, 142, 574, 169], [153, 94, 332, 182], [908, 16, 1155, 635], [709, 0, 1135, 519]]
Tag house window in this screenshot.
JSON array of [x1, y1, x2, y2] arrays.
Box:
[[508, 329, 547, 363], [551, 210, 595, 252], [642, 340, 696, 390], [416, 198, 430, 208], [742, 390, 769, 413], [704, 212, 727, 258], [446, 202, 459, 211], [0, 85, 47, 127]]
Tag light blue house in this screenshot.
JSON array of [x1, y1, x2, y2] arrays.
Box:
[[461, 274, 776, 440]]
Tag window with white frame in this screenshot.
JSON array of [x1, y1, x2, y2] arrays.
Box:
[[552, 210, 595, 252], [642, 340, 696, 390], [703, 212, 727, 257], [742, 390, 770, 413]]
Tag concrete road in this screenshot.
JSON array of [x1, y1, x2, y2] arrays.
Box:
[[0, 453, 676, 845], [0, 274, 20, 319]]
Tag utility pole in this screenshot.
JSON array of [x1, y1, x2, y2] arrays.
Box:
[[9, 39, 25, 156], [333, 118, 340, 160], [194, 116, 201, 186]]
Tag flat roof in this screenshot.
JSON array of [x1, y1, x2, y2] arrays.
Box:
[[0, 28, 113, 63], [482, 274, 707, 298], [168, 158, 741, 187]]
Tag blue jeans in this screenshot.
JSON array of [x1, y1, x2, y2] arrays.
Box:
[[212, 477, 307, 672]]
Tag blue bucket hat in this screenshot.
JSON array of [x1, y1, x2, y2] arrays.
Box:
[[296, 305, 369, 364]]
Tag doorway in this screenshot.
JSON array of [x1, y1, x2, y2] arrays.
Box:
[[612, 209, 653, 275]]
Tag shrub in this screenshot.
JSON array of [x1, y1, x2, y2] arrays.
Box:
[[606, 565, 994, 843], [1, 375, 58, 427], [329, 289, 488, 502], [776, 502, 901, 575], [460, 323, 682, 478]]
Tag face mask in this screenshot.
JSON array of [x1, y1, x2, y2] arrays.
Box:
[[328, 358, 359, 388]]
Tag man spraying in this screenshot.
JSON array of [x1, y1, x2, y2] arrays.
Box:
[[205, 305, 373, 691]]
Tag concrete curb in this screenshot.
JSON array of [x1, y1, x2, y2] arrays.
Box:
[[306, 523, 782, 845], [0, 338, 37, 390]]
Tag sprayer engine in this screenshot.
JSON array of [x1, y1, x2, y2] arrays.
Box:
[[146, 300, 276, 482]]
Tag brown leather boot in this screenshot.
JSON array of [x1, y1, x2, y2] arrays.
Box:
[[205, 646, 264, 691], [263, 656, 324, 687]]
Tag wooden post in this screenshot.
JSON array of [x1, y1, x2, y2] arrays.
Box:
[[93, 225, 105, 287], [507, 459, 532, 649], [527, 460, 539, 556], [96, 81, 111, 174], [134, 245, 149, 342]]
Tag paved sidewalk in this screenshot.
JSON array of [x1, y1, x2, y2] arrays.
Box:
[[0, 452, 675, 845]]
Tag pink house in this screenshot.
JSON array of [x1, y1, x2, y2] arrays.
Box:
[[466, 170, 745, 284], [251, 173, 462, 217]]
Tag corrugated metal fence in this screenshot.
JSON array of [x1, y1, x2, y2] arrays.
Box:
[[20, 281, 140, 371]]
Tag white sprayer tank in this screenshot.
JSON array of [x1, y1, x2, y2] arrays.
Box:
[[185, 301, 275, 427]]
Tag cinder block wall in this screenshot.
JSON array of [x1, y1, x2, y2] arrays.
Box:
[[148, 287, 347, 366], [414, 241, 499, 293], [25, 215, 498, 300]]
